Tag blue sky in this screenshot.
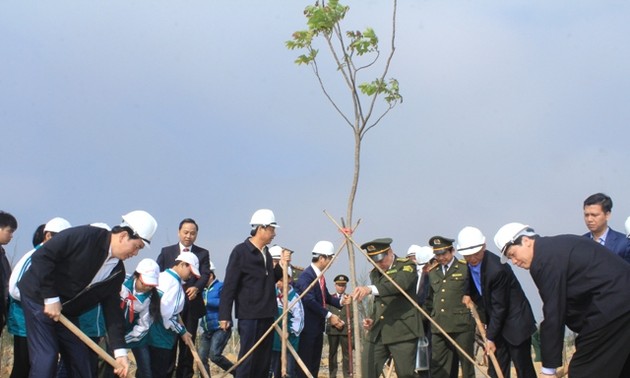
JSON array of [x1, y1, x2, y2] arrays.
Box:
[[2, 0, 629, 319]]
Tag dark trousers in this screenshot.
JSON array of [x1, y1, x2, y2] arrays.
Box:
[[236, 318, 274, 378], [489, 336, 536, 378], [296, 331, 324, 378], [150, 345, 177, 378], [328, 334, 350, 377], [175, 304, 199, 378], [569, 310, 630, 378], [430, 330, 475, 378], [22, 295, 92, 378], [10, 335, 30, 378]]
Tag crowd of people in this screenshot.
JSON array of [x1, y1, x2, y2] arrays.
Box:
[[0, 191, 629, 378]]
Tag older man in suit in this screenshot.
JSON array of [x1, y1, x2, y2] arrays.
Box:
[[582, 192, 630, 263], [157, 218, 211, 378], [295, 240, 344, 378], [458, 226, 536, 378], [495, 222, 630, 378]]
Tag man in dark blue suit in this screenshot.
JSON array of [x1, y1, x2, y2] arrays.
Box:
[[157, 218, 211, 378], [458, 226, 536, 378], [295, 240, 345, 378], [582, 192, 630, 263]]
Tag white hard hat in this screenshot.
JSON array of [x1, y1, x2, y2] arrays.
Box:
[[44, 217, 72, 233], [456, 226, 486, 256], [121, 210, 158, 246], [250, 209, 279, 228], [406, 244, 421, 258], [135, 258, 160, 287], [494, 222, 536, 263], [209, 261, 216, 271], [90, 222, 111, 231], [416, 246, 435, 265], [176, 251, 200, 278], [269, 245, 283, 259], [625, 216, 630, 237], [312, 240, 334, 256]]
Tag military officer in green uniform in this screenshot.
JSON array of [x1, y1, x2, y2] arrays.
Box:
[[352, 238, 423, 378], [424, 236, 476, 378], [326, 274, 352, 378]]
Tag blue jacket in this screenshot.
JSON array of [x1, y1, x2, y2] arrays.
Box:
[[201, 279, 224, 332], [582, 227, 630, 264]]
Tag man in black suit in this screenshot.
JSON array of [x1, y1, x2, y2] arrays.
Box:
[[457, 226, 536, 378], [157, 218, 211, 378], [218, 209, 289, 378], [295, 240, 344, 378], [495, 222, 630, 378]]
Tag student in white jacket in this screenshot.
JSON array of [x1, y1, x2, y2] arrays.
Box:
[[148, 252, 199, 378]]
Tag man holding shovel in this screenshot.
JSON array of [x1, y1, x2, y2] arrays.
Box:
[[18, 210, 158, 378], [457, 226, 536, 378]]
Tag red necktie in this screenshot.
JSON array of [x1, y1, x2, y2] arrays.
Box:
[[320, 276, 326, 307]]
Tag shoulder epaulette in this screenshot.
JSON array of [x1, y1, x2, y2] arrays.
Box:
[[458, 259, 466, 264], [429, 264, 440, 271], [396, 257, 409, 262]]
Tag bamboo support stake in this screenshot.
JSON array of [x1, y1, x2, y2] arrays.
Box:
[[274, 324, 312, 377], [281, 261, 289, 377]]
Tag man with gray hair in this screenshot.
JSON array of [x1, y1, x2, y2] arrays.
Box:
[[495, 222, 630, 378], [458, 226, 536, 378]]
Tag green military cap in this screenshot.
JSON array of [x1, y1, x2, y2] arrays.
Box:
[[429, 236, 455, 255], [361, 237, 393, 262], [334, 274, 349, 284]]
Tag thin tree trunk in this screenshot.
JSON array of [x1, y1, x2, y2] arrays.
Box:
[[347, 131, 362, 377]]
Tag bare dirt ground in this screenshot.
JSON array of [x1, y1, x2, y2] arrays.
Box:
[[0, 331, 572, 377]]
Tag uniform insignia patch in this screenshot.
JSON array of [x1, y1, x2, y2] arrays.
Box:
[[452, 273, 462, 277], [402, 265, 414, 273], [386, 269, 398, 275]]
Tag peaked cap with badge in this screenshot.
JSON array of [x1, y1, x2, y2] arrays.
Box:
[[333, 274, 349, 284], [429, 236, 455, 255], [361, 237, 393, 262]]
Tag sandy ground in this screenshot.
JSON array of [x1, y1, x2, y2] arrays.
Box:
[[0, 331, 571, 377]]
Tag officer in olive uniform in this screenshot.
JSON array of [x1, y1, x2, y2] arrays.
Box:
[[326, 274, 352, 378], [424, 236, 475, 378], [352, 238, 423, 378]]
